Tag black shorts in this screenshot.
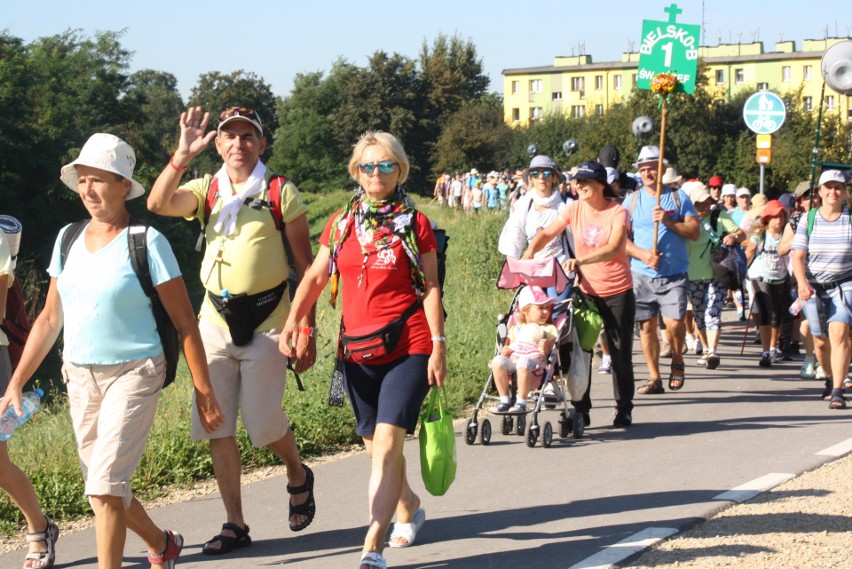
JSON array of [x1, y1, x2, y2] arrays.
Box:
[[344, 354, 430, 436]]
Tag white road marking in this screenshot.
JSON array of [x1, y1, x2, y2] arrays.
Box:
[[713, 472, 795, 503], [567, 527, 679, 569], [816, 438, 852, 457]]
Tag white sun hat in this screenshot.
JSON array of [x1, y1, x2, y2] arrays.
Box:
[[60, 133, 146, 200]]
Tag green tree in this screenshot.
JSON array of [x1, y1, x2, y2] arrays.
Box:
[[433, 94, 513, 173]]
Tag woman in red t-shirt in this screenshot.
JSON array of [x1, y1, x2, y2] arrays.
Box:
[[525, 160, 635, 428], [281, 131, 446, 569]]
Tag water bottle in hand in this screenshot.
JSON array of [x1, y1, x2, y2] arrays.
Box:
[[789, 296, 807, 316], [0, 388, 44, 441]]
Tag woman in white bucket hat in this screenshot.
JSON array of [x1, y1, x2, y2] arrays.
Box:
[[1, 133, 225, 568]]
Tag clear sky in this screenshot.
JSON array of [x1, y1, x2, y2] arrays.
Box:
[[4, 0, 850, 100]]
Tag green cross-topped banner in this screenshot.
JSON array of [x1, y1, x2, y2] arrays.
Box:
[[637, 3, 701, 94]]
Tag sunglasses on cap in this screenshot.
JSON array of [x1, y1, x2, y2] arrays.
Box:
[[529, 170, 554, 179], [219, 106, 260, 122], [358, 161, 398, 175]]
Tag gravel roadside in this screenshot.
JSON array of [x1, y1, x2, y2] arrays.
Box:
[[627, 451, 852, 568]]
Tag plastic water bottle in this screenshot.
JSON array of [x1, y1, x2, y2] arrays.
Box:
[[221, 289, 230, 302], [790, 292, 811, 316], [0, 388, 44, 441]]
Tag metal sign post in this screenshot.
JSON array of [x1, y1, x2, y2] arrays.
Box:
[[744, 92, 785, 195]]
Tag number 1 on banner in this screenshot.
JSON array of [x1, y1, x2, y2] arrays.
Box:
[[661, 42, 673, 67]]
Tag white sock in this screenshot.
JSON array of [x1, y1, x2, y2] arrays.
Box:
[[516, 399, 527, 407], [500, 395, 511, 404]]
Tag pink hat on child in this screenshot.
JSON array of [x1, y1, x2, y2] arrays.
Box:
[[518, 286, 554, 310]]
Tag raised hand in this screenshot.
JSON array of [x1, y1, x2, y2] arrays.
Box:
[[176, 106, 216, 161]]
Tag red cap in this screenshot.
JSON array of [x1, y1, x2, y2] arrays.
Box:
[[760, 200, 787, 223], [708, 175, 723, 187]]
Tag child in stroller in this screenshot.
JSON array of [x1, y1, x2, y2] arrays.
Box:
[[489, 286, 557, 413]]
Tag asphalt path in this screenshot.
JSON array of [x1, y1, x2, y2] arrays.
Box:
[[3, 308, 851, 568]]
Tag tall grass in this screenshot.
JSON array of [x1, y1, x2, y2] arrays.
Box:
[[1, 194, 512, 532]]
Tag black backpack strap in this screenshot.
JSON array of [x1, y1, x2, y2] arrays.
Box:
[[127, 220, 154, 298], [59, 221, 88, 271]]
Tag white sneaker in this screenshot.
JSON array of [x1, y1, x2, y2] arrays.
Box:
[[816, 364, 828, 380], [598, 355, 612, 374], [685, 334, 696, 353], [694, 339, 703, 355], [696, 350, 710, 366]]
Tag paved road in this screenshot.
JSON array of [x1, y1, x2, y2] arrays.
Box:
[[3, 310, 851, 568]]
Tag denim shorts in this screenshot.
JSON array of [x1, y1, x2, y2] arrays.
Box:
[[801, 283, 852, 337]]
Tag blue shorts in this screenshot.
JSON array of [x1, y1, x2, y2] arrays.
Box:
[[801, 284, 852, 337], [344, 354, 430, 436]]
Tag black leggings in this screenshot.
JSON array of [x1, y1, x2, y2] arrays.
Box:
[[576, 289, 636, 413]]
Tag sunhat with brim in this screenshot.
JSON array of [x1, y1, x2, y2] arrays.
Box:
[[60, 133, 145, 200], [759, 200, 787, 223], [745, 194, 769, 220], [793, 181, 812, 198], [522, 155, 565, 185], [632, 145, 668, 169], [682, 181, 711, 204], [662, 167, 682, 185], [518, 286, 554, 310]]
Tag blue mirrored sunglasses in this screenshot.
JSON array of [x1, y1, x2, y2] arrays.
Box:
[[358, 161, 397, 175], [529, 169, 554, 179]]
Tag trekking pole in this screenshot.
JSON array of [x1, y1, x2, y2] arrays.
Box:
[[739, 288, 755, 355]]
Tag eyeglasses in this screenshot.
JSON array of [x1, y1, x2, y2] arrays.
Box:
[[219, 106, 261, 123], [529, 170, 554, 179], [358, 161, 397, 175]]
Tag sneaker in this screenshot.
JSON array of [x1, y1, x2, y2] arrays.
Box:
[[598, 355, 612, 374], [816, 365, 828, 380], [660, 340, 673, 358], [489, 402, 511, 413], [759, 352, 772, 368], [696, 351, 710, 366], [800, 356, 816, 379], [509, 403, 527, 414], [737, 310, 746, 321], [613, 409, 633, 428], [705, 353, 720, 370], [771, 349, 783, 364], [148, 530, 183, 569], [693, 339, 703, 355], [685, 334, 696, 353]]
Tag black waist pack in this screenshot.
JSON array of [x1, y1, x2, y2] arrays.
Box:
[[341, 300, 422, 363], [208, 280, 287, 346]]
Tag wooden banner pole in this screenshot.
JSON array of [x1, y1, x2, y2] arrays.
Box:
[[651, 102, 668, 256]]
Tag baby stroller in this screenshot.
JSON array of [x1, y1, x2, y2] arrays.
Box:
[[464, 257, 588, 448]]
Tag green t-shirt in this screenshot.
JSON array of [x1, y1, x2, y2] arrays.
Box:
[[687, 209, 739, 281]]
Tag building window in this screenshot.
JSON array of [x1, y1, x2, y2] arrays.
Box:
[[757, 82, 769, 91], [529, 79, 542, 93], [782, 66, 791, 82], [571, 105, 585, 118], [632, 73, 638, 85], [735, 69, 744, 84], [511, 80, 519, 95], [552, 91, 562, 101], [595, 75, 603, 90], [826, 95, 836, 112], [512, 108, 520, 122], [804, 96, 813, 112], [614, 75, 622, 89], [715, 70, 724, 84], [595, 104, 604, 116], [571, 77, 585, 91], [804, 65, 813, 80], [847, 109, 852, 121], [530, 107, 543, 120]]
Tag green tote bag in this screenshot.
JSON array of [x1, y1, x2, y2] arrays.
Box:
[[419, 387, 457, 496]]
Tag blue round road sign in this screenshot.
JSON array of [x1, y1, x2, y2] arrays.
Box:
[[743, 92, 786, 134]]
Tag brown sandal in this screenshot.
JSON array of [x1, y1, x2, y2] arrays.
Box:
[[668, 362, 685, 391], [638, 379, 664, 394]]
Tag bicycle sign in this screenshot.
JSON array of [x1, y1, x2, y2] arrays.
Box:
[[743, 92, 786, 135], [637, 3, 701, 94]]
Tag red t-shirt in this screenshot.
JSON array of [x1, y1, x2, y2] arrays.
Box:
[[320, 209, 437, 364]]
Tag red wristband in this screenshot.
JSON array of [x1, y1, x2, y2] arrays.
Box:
[[169, 156, 188, 172], [300, 326, 318, 338]]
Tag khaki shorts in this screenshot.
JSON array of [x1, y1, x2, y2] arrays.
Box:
[[64, 354, 165, 508], [191, 319, 289, 447]]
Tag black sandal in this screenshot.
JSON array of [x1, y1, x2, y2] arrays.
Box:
[[201, 522, 251, 555], [638, 379, 665, 394], [287, 463, 316, 532], [668, 363, 685, 391]]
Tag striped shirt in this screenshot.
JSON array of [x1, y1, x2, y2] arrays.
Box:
[[791, 206, 852, 285]]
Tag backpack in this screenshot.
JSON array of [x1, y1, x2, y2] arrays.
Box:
[[806, 207, 852, 237], [1, 279, 30, 368], [198, 173, 297, 299], [60, 220, 180, 388], [702, 208, 747, 291]]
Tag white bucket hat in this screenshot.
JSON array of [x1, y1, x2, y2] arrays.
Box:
[[633, 145, 668, 169], [60, 133, 145, 200]]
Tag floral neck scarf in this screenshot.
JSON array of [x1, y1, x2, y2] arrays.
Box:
[[328, 187, 425, 307]]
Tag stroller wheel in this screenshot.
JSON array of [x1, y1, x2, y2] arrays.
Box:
[[501, 415, 513, 435], [526, 425, 539, 448], [464, 419, 478, 445], [516, 415, 526, 436], [572, 410, 585, 439], [559, 411, 571, 438], [480, 419, 492, 445], [543, 422, 553, 448]]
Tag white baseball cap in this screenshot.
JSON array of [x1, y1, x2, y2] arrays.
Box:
[[60, 133, 145, 200], [720, 183, 737, 197], [736, 187, 751, 197], [819, 169, 848, 186]]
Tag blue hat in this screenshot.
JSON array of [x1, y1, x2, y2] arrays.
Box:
[[573, 160, 617, 198]]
